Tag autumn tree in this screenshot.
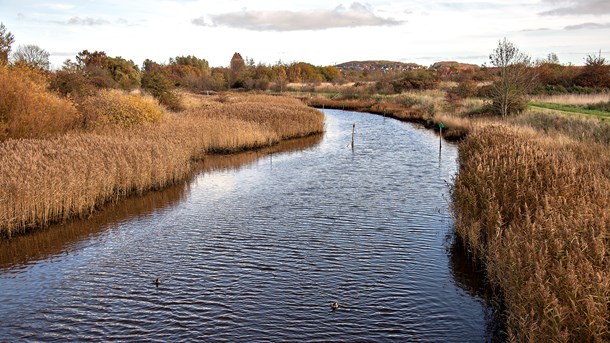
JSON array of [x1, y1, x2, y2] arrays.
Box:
[[274, 64, 288, 92], [0, 22, 15, 64], [74, 50, 140, 90], [488, 38, 537, 117], [575, 52, 610, 89], [169, 55, 210, 74], [141, 59, 183, 111], [11, 44, 50, 71], [229, 52, 246, 88]]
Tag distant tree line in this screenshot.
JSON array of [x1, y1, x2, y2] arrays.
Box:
[[1, 22, 609, 117]]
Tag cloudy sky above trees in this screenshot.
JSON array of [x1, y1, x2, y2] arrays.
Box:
[[1, 0, 609, 68]]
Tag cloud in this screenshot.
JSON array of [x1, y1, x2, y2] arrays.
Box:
[[50, 52, 78, 57], [540, 0, 610, 15], [520, 27, 551, 32], [66, 17, 110, 26], [193, 2, 404, 31], [191, 17, 207, 26], [565, 22, 610, 30]]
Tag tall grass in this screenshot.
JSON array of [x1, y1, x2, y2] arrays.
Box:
[[511, 109, 610, 145], [79, 89, 164, 128], [452, 124, 610, 341], [531, 93, 610, 105], [0, 94, 324, 237]]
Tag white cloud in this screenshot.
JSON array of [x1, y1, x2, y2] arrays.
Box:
[[194, 2, 404, 31], [540, 0, 610, 15], [66, 17, 110, 26], [565, 22, 610, 30]]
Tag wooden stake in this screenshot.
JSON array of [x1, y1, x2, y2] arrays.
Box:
[[439, 126, 442, 152], [351, 124, 355, 149]]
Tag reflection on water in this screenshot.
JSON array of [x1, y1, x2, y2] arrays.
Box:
[[448, 234, 507, 340], [0, 134, 323, 270], [0, 111, 503, 342]]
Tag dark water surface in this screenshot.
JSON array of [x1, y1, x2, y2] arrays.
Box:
[[0, 110, 502, 342]]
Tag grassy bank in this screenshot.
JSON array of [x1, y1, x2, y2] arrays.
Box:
[[529, 102, 610, 120], [303, 90, 610, 340], [0, 93, 324, 237], [452, 125, 610, 341]]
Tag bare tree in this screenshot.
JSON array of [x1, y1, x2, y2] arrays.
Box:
[[12, 44, 51, 70], [0, 22, 15, 64], [489, 38, 537, 117]]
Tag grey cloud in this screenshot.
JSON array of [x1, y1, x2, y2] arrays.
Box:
[[66, 17, 110, 26], [565, 22, 610, 30], [521, 27, 551, 32], [191, 17, 207, 26], [540, 0, 610, 15], [194, 2, 404, 31]]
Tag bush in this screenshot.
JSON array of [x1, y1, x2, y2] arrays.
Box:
[[0, 65, 82, 140], [78, 90, 164, 128], [392, 69, 440, 92], [452, 80, 479, 98], [49, 69, 95, 98]]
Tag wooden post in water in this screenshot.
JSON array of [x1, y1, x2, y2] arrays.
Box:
[[351, 124, 355, 149], [438, 122, 444, 153]]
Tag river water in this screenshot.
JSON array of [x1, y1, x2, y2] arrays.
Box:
[[0, 109, 503, 341]]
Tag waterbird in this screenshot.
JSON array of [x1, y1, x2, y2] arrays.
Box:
[[331, 302, 340, 310], [154, 278, 161, 287]]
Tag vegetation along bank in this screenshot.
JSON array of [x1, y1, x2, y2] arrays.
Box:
[[1, 21, 609, 341]]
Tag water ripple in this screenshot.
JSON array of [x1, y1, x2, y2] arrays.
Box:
[[0, 110, 502, 342]]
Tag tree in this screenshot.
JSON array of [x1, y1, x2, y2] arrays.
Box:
[[169, 55, 210, 74], [488, 38, 537, 117], [0, 22, 15, 64], [229, 52, 245, 88], [274, 65, 288, 93], [575, 52, 610, 88], [11, 44, 50, 70]]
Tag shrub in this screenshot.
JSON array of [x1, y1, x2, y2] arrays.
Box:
[[0, 65, 82, 140], [392, 69, 440, 92], [49, 69, 95, 98], [452, 80, 479, 98], [78, 90, 164, 128]]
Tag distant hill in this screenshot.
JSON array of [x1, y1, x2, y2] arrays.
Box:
[[335, 60, 424, 72], [429, 61, 481, 77]]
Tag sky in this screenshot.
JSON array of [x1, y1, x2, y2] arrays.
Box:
[[1, 0, 609, 69]]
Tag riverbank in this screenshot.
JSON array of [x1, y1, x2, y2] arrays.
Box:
[[453, 124, 609, 341], [303, 92, 471, 141], [301, 92, 610, 341], [0, 93, 324, 238]]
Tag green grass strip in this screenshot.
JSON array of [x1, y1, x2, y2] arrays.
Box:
[[529, 102, 610, 119]]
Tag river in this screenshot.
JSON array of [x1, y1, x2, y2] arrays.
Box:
[[0, 109, 503, 341]]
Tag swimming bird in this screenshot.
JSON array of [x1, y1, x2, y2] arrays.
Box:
[[154, 278, 161, 287], [331, 302, 340, 310]]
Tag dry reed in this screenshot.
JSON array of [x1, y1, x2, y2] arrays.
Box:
[[531, 93, 610, 105], [0, 94, 324, 237], [452, 124, 610, 341]]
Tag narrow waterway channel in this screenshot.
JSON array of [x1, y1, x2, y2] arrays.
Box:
[[0, 109, 503, 341]]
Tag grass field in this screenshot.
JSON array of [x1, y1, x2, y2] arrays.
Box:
[[529, 102, 610, 120]]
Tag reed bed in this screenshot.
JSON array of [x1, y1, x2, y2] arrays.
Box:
[[531, 93, 610, 105], [452, 124, 610, 341], [0, 94, 324, 237]]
